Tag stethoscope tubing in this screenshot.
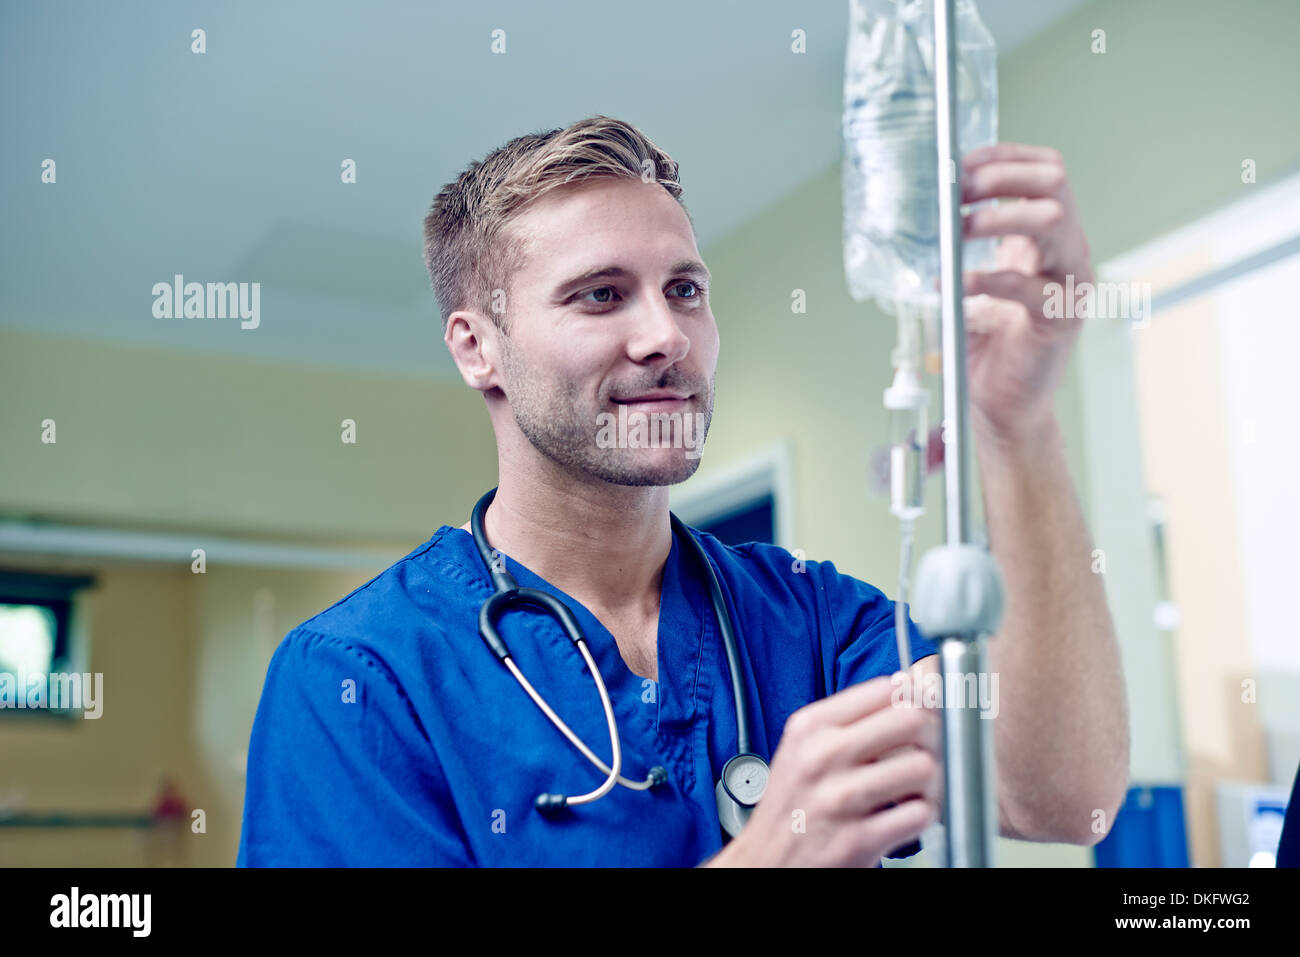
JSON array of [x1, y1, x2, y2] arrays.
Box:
[[502, 645, 624, 804], [470, 486, 757, 808]]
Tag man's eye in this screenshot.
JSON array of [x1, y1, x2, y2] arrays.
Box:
[[575, 282, 704, 305], [578, 286, 619, 304]]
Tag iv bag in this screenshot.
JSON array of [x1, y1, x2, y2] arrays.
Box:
[[842, 0, 998, 319]]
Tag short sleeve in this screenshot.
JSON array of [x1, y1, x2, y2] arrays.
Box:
[[237, 628, 474, 867], [814, 560, 940, 862], [816, 558, 940, 693]]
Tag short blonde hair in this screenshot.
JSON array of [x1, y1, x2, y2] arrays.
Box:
[[422, 115, 688, 336]]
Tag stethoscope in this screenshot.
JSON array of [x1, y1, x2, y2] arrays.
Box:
[[471, 487, 770, 839]]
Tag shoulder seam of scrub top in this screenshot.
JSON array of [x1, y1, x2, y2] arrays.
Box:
[[418, 528, 497, 593], [812, 558, 843, 656], [293, 527, 453, 635], [275, 625, 480, 865], [730, 538, 837, 697], [286, 625, 435, 745], [815, 559, 845, 697]]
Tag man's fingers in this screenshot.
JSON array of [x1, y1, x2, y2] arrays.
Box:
[[834, 697, 941, 768], [789, 674, 897, 731], [833, 750, 942, 820], [962, 290, 1023, 336], [856, 796, 940, 862], [963, 142, 1064, 168], [963, 269, 1046, 317], [962, 161, 1068, 204], [963, 198, 1065, 240]]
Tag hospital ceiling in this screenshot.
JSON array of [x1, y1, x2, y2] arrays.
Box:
[[0, 0, 1090, 380]]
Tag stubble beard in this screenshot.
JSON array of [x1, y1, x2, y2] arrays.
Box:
[[500, 338, 713, 488]]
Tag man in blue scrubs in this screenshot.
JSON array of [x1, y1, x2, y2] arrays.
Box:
[[238, 116, 1130, 867]]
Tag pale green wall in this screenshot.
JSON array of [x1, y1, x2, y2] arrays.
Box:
[[996, 0, 1300, 257]]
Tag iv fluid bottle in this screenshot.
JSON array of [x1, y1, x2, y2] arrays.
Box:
[[842, 0, 998, 323]]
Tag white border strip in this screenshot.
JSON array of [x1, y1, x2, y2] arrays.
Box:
[[0, 521, 396, 572]]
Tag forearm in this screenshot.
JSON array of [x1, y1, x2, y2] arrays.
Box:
[[977, 412, 1130, 843]]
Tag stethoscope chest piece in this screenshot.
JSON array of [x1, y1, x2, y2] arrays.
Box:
[[716, 752, 770, 838]]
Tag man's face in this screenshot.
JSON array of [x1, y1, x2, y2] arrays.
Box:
[[494, 176, 719, 487]]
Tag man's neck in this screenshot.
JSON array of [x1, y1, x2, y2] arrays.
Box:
[[458, 473, 673, 623]]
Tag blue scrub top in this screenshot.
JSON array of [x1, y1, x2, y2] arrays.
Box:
[[236, 522, 939, 867]]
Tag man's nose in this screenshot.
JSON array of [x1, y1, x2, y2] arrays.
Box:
[[627, 288, 691, 364]]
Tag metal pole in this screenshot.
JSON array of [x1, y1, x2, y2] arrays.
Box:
[[934, 0, 971, 549], [933, 0, 997, 868]]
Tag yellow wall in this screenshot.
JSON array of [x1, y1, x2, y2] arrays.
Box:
[[0, 555, 375, 866], [0, 328, 497, 542]]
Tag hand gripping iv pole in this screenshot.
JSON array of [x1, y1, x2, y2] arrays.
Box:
[[908, 0, 1006, 868]]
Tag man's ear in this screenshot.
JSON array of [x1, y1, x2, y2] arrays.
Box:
[[445, 310, 502, 394]]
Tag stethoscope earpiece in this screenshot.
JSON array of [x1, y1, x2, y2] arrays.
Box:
[[534, 793, 569, 816]]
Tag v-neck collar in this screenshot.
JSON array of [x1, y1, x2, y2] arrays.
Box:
[[440, 523, 709, 730]]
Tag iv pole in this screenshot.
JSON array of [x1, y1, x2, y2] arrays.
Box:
[[909, 0, 1006, 868]]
